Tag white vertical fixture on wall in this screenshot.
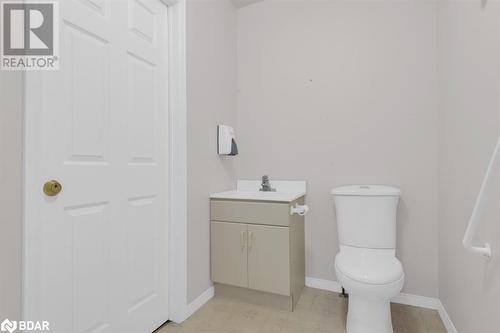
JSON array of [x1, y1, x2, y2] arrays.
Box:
[[462, 137, 500, 258]]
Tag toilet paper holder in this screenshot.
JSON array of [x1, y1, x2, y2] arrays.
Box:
[[290, 203, 310, 216]]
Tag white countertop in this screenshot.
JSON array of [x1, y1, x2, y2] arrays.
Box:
[[210, 180, 306, 203]]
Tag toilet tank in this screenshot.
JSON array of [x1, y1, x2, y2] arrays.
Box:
[[331, 185, 401, 249]]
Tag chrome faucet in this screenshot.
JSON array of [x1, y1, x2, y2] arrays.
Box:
[[260, 175, 276, 192]]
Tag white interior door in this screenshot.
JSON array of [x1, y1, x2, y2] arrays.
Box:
[[24, 1, 169, 332]]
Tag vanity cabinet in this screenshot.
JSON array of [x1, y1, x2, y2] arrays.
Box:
[[210, 197, 305, 310]]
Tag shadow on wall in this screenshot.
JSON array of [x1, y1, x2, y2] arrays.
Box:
[[397, 199, 409, 252]]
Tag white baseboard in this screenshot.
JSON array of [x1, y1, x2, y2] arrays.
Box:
[[305, 277, 457, 333], [436, 300, 458, 333], [305, 277, 342, 293], [392, 292, 440, 309], [186, 286, 214, 319]]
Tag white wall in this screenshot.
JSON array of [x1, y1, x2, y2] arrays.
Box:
[[0, 71, 23, 321], [438, 1, 500, 332], [236, 0, 439, 297], [186, 0, 238, 303]]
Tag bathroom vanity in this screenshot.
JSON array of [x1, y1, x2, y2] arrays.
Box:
[[210, 180, 307, 311]]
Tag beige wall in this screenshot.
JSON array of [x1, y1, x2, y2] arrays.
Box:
[[236, 0, 439, 297], [438, 1, 500, 332], [186, 0, 238, 303], [0, 71, 23, 320]]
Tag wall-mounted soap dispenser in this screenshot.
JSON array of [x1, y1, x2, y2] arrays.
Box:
[[217, 125, 238, 156]]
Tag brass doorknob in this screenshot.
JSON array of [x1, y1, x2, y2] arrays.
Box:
[[43, 180, 62, 196]]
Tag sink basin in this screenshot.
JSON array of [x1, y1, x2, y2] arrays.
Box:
[[210, 180, 306, 203]]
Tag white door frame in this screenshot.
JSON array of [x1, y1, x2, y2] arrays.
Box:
[[22, 0, 189, 325], [164, 0, 189, 324]]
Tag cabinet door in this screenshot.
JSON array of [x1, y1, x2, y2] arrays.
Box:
[[248, 225, 290, 296], [211, 221, 248, 288]]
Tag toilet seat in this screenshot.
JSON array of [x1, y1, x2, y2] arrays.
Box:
[[335, 247, 403, 285], [335, 264, 404, 299], [335, 247, 405, 301]]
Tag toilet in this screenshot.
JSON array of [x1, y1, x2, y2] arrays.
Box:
[[331, 185, 404, 333]]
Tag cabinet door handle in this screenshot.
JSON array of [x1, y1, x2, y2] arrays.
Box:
[[241, 231, 247, 249], [248, 231, 253, 250]]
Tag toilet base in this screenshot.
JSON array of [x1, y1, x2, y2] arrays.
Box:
[[346, 295, 393, 333]]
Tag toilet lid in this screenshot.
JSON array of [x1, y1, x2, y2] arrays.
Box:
[[335, 248, 404, 285]]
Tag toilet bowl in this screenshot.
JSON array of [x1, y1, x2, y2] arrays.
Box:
[[335, 246, 404, 333], [331, 185, 404, 333]]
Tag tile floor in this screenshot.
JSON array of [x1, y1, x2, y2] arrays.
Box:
[[158, 287, 447, 333]]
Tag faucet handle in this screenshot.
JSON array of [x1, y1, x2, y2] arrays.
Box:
[[260, 175, 276, 192]]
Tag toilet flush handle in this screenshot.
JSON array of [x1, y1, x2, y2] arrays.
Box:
[[290, 204, 310, 216]]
